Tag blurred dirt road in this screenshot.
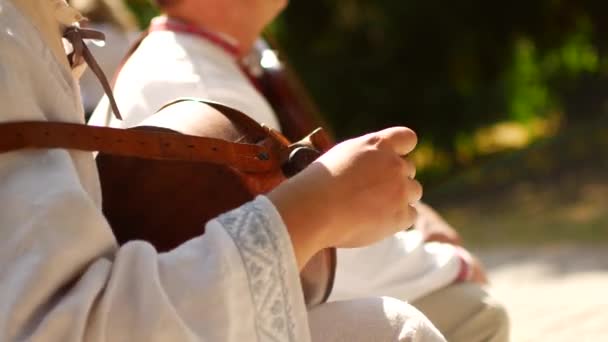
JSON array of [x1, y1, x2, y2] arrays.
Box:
[[479, 244, 608, 342]]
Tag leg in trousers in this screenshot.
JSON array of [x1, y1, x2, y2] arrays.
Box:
[[308, 296, 446, 342], [412, 282, 510, 342]]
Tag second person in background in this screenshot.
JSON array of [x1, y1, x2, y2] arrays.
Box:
[[90, 0, 509, 341]]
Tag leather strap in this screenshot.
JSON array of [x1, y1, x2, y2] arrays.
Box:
[[0, 121, 279, 173], [63, 26, 123, 120]]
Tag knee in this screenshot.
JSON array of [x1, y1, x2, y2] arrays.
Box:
[[413, 283, 510, 342], [309, 296, 446, 342], [381, 296, 447, 342], [482, 299, 510, 341], [459, 295, 510, 342]]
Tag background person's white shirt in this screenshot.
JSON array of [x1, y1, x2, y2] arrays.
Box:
[[89, 29, 280, 130], [90, 26, 463, 304], [0, 1, 310, 340]]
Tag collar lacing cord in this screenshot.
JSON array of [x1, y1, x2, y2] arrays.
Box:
[[63, 26, 123, 120]]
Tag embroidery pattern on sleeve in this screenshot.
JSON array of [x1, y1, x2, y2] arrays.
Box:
[[219, 200, 296, 342]]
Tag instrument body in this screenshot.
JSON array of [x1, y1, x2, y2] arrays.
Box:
[[96, 30, 339, 306], [0, 26, 339, 308], [97, 99, 336, 307]]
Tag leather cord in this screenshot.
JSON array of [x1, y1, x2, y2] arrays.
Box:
[[63, 26, 123, 120]]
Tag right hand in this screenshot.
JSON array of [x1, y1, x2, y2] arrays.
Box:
[[268, 127, 423, 268], [454, 247, 489, 285]]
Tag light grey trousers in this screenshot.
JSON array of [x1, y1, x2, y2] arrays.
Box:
[[308, 296, 446, 342], [413, 282, 510, 342]]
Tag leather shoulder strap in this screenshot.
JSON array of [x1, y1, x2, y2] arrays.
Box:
[[0, 121, 279, 173]]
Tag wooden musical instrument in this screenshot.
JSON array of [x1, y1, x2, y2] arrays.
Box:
[[96, 98, 336, 307], [0, 25, 338, 308], [95, 25, 338, 307]]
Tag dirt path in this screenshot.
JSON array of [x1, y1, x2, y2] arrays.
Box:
[[477, 244, 608, 341]]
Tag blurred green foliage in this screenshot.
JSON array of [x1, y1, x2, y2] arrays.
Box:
[[127, 0, 608, 185], [276, 0, 608, 184], [124, 0, 158, 28]]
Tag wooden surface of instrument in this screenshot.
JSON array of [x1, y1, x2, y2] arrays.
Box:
[[98, 32, 338, 307], [97, 99, 336, 308]]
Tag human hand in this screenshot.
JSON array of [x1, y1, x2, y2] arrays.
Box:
[[454, 247, 489, 285], [468, 253, 489, 285], [268, 127, 423, 268]]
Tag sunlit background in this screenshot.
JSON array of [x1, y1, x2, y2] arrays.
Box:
[[123, 0, 608, 245], [277, 1, 608, 250]]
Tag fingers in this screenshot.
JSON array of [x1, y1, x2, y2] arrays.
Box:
[[372, 127, 418, 156], [401, 156, 416, 179], [393, 152, 421, 204], [394, 154, 419, 203], [395, 204, 419, 230], [406, 178, 423, 203]]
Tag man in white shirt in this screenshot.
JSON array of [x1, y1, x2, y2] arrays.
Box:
[[0, 0, 445, 340], [91, 1, 509, 341]]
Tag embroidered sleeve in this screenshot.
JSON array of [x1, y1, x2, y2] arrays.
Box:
[[217, 196, 309, 342]]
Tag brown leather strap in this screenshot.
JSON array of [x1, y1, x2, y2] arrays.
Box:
[[63, 26, 123, 120], [0, 121, 279, 172]]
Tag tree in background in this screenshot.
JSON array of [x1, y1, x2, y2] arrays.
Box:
[[125, 0, 608, 185], [276, 0, 608, 182]]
